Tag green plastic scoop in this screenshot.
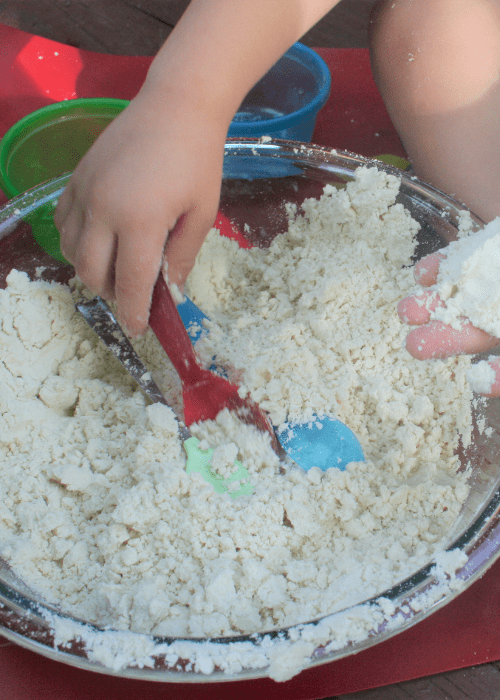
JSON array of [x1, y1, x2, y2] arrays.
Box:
[[76, 296, 253, 499]]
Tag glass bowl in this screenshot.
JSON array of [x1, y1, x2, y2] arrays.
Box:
[[0, 139, 499, 683]]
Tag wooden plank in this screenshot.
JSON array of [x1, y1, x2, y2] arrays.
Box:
[[0, 0, 189, 54], [0, 0, 378, 53], [302, 0, 377, 48], [431, 665, 500, 699], [336, 665, 500, 699], [337, 684, 414, 699]]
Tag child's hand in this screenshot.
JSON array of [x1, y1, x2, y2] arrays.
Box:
[[54, 92, 226, 337], [398, 251, 500, 396], [53, 0, 346, 337]]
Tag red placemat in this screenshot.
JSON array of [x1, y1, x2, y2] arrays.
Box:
[[0, 23, 406, 203], [0, 22, 498, 699]]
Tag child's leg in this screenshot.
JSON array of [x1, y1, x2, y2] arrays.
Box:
[[370, 0, 500, 223]]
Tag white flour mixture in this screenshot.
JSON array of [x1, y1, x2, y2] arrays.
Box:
[[0, 167, 474, 679], [426, 215, 500, 394], [430, 216, 500, 338]]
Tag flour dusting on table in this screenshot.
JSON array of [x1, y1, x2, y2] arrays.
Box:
[[0, 167, 473, 680]]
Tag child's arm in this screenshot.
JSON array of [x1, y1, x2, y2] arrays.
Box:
[[55, 0, 339, 336]]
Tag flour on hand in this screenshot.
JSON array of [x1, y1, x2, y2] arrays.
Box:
[[429, 216, 500, 338]]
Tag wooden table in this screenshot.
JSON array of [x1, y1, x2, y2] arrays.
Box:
[[1, 1, 500, 698], [0, 0, 375, 53]]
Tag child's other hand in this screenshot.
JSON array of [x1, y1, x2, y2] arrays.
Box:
[[54, 92, 226, 337], [398, 251, 500, 396]]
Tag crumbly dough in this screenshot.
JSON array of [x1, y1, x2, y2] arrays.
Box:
[[430, 216, 500, 338], [0, 168, 473, 657], [467, 358, 497, 394]]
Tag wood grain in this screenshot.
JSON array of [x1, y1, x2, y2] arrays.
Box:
[[0, 0, 377, 52]]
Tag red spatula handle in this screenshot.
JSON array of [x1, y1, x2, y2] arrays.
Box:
[[149, 275, 209, 386], [149, 274, 281, 455]]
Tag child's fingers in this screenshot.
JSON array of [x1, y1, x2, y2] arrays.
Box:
[[113, 225, 166, 337], [163, 203, 219, 290], [397, 289, 446, 325], [405, 319, 500, 360], [56, 204, 86, 265], [414, 251, 446, 286], [397, 251, 447, 325], [72, 224, 118, 302], [53, 182, 75, 231], [402, 248, 500, 370]]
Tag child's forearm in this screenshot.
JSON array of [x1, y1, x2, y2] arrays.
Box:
[[140, 0, 339, 127]]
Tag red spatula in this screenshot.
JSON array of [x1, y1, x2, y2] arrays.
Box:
[[149, 275, 283, 456]]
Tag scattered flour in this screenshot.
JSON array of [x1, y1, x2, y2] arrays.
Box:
[[0, 167, 474, 680]]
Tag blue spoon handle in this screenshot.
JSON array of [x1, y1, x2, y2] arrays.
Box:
[[176, 296, 209, 344]]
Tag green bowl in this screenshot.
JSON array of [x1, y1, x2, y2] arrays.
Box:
[[0, 98, 129, 261]]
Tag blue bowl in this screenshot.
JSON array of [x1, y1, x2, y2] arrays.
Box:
[[228, 42, 331, 141]]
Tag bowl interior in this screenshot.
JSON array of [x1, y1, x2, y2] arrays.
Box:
[[1, 141, 500, 682]]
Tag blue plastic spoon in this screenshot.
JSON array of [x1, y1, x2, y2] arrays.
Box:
[[176, 296, 364, 471]]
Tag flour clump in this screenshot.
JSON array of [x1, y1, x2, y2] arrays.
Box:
[[430, 216, 500, 338]]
